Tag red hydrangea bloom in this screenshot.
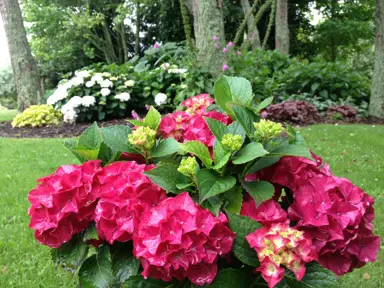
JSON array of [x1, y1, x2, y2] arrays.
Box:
[[251, 153, 380, 276], [181, 94, 214, 115], [241, 195, 288, 227], [94, 161, 166, 244], [288, 176, 380, 275], [28, 161, 102, 248], [158, 111, 190, 142], [246, 152, 331, 191], [159, 94, 231, 148], [183, 111, 231, 147], [246, 223, 317, 288], [133, 192, 235, 286]]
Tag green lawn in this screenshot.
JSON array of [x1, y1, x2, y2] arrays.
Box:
[[0, 124, 382, 287], [0, 109, 17, 122]]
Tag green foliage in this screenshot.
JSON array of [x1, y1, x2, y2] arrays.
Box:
[[0, 66, 17, 109], [274, 61, 371, 107], [11, 105, 62, 128]]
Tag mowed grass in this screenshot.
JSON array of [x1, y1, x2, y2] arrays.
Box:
[[0, 109, 17, 122], [0, 124, 383, 287]]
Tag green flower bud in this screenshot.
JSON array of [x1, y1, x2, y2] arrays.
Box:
[[254, 119, 283, 141], [221, 133, 242, 152], [128, 126, 157, 151], [177, 157, 197, 176], [144, 86, 151, 91]]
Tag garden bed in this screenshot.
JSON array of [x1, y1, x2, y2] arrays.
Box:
[[1, 116, 384, 138]]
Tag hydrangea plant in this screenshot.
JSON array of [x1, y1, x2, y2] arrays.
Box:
[[28, 76, 379, 288]]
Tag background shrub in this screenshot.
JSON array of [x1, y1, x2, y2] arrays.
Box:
[[12, 105, 62, 127], [328, 105, 357, 119], [0, 66, 17, 109], [266, 100, 320, 124]]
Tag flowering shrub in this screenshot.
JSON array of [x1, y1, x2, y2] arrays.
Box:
[[11, 104, 62, 127], [47, 63, 190, 123], [28, 76, 379, 288]]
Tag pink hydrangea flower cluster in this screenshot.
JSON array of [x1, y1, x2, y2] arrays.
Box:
[[133, 193, 235, 286], [247, 223, 317, 288], [28, 161, 102, 248], [248, 153, 380, 276], [94, 162, 166, 244], [159, 94, 231, 147]]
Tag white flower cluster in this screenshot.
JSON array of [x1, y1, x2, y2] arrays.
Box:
[[168, 68, 187, 74], [114, 93, 131, 102], [61, 96, 96, 124], [155, 93, 167, 106], [47, 70, 94, 105], [125, 80, 135, 87]]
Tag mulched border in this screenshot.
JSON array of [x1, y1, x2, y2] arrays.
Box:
[[1, 117, 384, 139]]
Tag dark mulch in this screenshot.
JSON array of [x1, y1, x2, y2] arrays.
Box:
[[1, 117, 384, 139], [0, 118, 132, 138]]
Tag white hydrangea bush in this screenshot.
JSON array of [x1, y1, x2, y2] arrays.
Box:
[[47, 63, 190, 123]]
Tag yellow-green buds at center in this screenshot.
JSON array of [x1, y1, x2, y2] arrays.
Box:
[[221, 133, 242, 152], [178, 157, 197, 176], [254, 119, 283, 141], [128, 126, 157, 151]]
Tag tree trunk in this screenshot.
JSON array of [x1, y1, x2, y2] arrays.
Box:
[[0, 0, 42, 111], [135, 1, 140, 56], [240, 0, 261, 49], [275, 0, 289, 54], [180, 0, 195, 51], [192, 0, 226, 76], [370, 0, 384, 118]]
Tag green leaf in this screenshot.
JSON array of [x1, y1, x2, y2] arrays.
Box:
[[100, 125, 138, 154], [200, 196, 223, 216], [225, 76, 253, 106], [246, 156, 282, 174], [311, 82, 321, 92], [176, 182, 194, 190], [125, 275, 171, 287], [270, 145, 312, 159], [231, 105, 258, 137], [128, 119, 146, 127], [214, 76, 235, 117], [83, 224, 99, 242], [213, 152, 231, 170], [144, 163, 189, 194], [51, 233, 88, 272], [255, 96, 274, 112], [182, 141, 212, 168], [64, 139, 86, 163], [204, 117, 229, 141], [226, 212, 261, 267], [72, 148, 100, 160], [150, 138, 181, 158], [223, 186, 243, 214], [227, 121, 246, 143], [240, 179, 275, 206], [196, 169, 236, 203], [276, 263, 337, 288], [79, 246, 114, 288], [110, 243, 140, 285], [207, 268, 253, 288], [98, 143, 121, 165], [232, 142, 269, 165], [143, 106, 162, 130], [78, 122, 102, 150]]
